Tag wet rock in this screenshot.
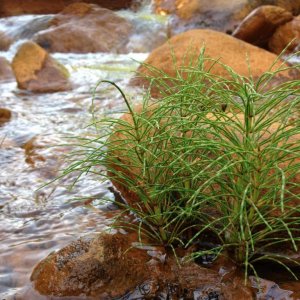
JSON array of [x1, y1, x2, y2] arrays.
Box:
[[0, 108, 12, 126], [0, 31, 13, 51], [0, 0, 137, 17], [33, 3, 133, 54], [232, 5, 293, 49], [0, 57, 14, 82], [154, 0, 300, 35], [132, 29, 297, 94], [12, 41, 71, 93], [31, 231, 256, 298], [250, 277, 294, 299], [269, 15, 300, 54], [31, 233, 150, 297]]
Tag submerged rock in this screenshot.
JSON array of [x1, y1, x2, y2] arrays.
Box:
[[232, 5, 293, 49], [0, 108, 12, 126], [33, 3, 133, 54], [0, 57, 14, 82], [12, 41, 71, 93]]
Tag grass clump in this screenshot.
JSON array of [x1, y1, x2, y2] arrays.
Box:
[[62, 51, 300, 281]]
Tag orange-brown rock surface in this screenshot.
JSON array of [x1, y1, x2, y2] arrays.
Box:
[[269, 15, 300, 54], [232, 5, 293, 49], [31, 232, 232, 298], [132, 29, 297, 92], [0, 0, 137, 17], [32, 3, 133, 53], [12, 42, 71, 93]]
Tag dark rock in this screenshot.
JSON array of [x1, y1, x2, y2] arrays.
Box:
[[232, 5, 293, 49], [31, 234, 225, 299], [0, 108, 12, 126], [269, 15, 300, 54]]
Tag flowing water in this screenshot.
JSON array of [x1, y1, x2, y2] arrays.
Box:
[[0, 2, 169, 299]]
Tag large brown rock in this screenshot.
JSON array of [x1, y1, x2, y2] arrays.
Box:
[[31, 232, 225, 298], [32, 3, 133, 53], [132, 29, 297, 92], [12, 42, 71, 93], [154, 0, 300, 34], [269, 15, 300, 54], [232, 5, 293, 49], [0, 57, 14, 82], [0, 0, 137, 17]]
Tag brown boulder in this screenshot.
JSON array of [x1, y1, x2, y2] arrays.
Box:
[[0, 108, 12, 126], [269, 15, 300, 54], [232, 5, 293, 49], [32, 3, 133, 53], [0, 0, 137, 17], [246, 0, 300, 16], [12, 42, 71, 93], [30, 232, 224, 298], [154, 0, 300, 34], [0, 57, 14, 82], [132, 29, 297, 92]]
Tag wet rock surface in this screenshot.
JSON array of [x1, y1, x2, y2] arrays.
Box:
[[0, 31, 13, 51], [33, 3, 133, 54], [0, 0, 138, 17], [31, 231, 258, 299], [12, 41, 71, 92], [232, 5, 293, 49], [30, 231, 300, 299], [0, 107, 12, 126]]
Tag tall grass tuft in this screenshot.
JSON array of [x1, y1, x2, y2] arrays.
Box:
[[61, 50, 300, 281]]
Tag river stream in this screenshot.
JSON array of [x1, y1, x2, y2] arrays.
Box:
[[0, 2, 168, 298]]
